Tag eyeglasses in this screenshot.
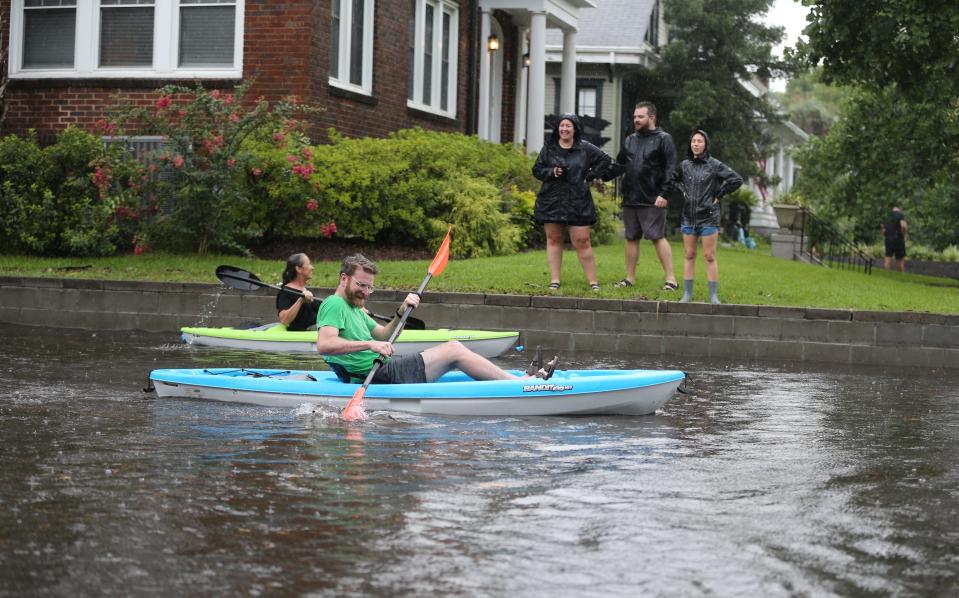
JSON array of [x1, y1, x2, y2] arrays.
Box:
[[348, 275, 375, 293]]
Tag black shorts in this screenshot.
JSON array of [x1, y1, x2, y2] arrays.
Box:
[[884, 238, 906, 259], [371, 354, 427, 384], [623, 205, 667, 240]]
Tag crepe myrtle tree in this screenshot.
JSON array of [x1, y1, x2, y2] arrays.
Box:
[[106, 81, 319, 255]]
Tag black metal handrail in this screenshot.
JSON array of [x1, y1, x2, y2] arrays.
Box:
[[795, 208, 873, 274]]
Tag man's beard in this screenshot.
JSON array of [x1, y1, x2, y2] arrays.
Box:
[[347, 289, 367, 307]]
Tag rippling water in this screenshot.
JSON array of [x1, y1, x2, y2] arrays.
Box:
[[2, 323, 957, 596]]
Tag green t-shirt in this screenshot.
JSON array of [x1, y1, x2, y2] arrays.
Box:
[[316, 294, 379, 375]]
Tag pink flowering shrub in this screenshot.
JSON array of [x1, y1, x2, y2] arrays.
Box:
[[104, 81, 316, 255]]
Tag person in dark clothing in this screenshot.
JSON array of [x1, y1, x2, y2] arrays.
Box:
[[603, 101, 679, 291], [881, 207, 908, 272], [532, 113, 612, 292], [664, 130, 743, 304], [275, 253, 318, 331]]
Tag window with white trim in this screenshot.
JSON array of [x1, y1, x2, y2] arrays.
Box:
[[329, 0, 374, 95], [407, 0, 457, 117], [9, 0, 244, 79], [577, 87, 597, 118]]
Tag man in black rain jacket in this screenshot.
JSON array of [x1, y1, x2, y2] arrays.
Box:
[[604, 101, 679, 291]]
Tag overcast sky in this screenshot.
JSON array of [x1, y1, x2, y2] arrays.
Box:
[[763, 0, 811, 91]]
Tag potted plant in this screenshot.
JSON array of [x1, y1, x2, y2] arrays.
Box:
[[772, 192, 807, 232]]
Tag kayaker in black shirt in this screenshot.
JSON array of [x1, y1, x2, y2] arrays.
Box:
[[276, 253, 318, 331]]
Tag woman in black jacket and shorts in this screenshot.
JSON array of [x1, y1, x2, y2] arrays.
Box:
[[532, 114, 612, 292], [666, 130, 742, 304]]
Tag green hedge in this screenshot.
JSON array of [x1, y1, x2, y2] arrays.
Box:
[[240, 128, 619, 258], [1, 121, 620, 258], [0, 128, 140, 256]]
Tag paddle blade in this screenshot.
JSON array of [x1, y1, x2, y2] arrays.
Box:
[[342, 387, 368, 421], [216, 265, 263, 291], [428, 227, 452, 277]]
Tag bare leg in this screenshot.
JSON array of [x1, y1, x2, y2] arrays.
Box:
[[624, 239, 640, 283], [653, 237, 677, 285], [884, 256, 892, 270], [683, 234, 698, 280], [544, 223, 566, 284], [568, 225, 598, 284], [896, 258, 905, 272], [701, 233, 719, 282], [421, 341, 521, 382]]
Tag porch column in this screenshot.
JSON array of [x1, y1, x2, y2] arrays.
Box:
[[478, 9, 492, 140], [560, 30, 577, 114], [776, 146, 785, 194], [513, 27, 528, 146], [526, 11, 547, 154]]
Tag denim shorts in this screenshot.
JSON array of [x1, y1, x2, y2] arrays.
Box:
[[681, 225, 720, 237]]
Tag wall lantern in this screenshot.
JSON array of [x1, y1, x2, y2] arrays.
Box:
[[522, 52, 530, 67], [487, 35, 500, 52]]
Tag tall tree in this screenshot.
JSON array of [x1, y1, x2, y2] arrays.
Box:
[[789, 1, 959, 249], [792, 86, 959, 249], [773, 69, 849, 136], [791, 1, 959, 100], [624, 0, 786, 182]]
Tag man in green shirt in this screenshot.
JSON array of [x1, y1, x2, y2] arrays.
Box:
[[316, 254, 555, 383]]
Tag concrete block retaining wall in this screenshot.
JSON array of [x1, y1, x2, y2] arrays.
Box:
[[906, 260, 959, 281], [2, 276, 958, 369]]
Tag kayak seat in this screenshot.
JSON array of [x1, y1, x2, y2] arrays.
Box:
[[328, 362, 366, 384]]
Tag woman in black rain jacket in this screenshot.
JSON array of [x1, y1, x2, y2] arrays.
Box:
[[665, 129, 742, 304], [532, 114, 612, 292]]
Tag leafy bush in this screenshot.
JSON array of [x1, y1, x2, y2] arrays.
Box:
[[866, 241, 959, 262], [435, 178, 521, 257], [591, 190, 619, 245], [0, 128, 140, 256], [4, 90, 615, 258], [0, 132, 52, 253], [242, 127, 614, 258], [941, 245, 959, 263]]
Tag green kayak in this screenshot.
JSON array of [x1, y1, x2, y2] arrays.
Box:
[[181, 324, 519, 357]]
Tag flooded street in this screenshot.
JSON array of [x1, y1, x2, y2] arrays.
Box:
[[2, 323, 957, 596]]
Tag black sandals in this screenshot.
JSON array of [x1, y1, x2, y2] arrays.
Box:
[[535, 355, 559, 380]]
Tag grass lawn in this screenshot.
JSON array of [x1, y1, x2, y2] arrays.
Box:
[[2, 240, 957, 314]]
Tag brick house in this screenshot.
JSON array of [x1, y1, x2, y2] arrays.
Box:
[[1, 1, 604, 149]]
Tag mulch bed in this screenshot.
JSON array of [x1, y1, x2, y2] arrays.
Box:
[[251, 238, 436, 262]]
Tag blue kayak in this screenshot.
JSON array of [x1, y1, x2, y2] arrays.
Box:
[[149, 367, 686, 416]]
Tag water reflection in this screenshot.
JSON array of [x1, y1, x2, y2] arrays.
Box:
[[1, 323, 957, 595]]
